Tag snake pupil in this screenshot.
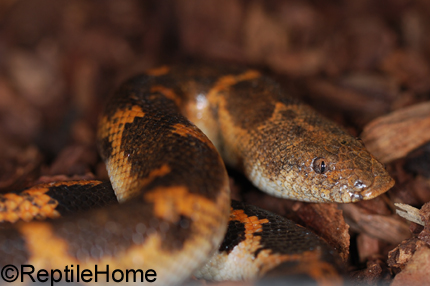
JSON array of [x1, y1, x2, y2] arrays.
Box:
[[312, 157, 327, 174]]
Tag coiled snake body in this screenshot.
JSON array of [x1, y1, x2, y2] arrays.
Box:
[[0, 65, 394, 285]]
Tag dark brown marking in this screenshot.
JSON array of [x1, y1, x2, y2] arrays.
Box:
[[52, 197, 194, 260], [45, 181, 118, 215], [99, 136, 113, 160], [119, 107, 224, 201], [290, 125, 305, 137], [0, 64, 391, 285], [219, 219, 246, 253], [224, 76, 300, 130], [232, 201, 339, 264], [224, 78, 276, 130], [281, 109, 297, 120]]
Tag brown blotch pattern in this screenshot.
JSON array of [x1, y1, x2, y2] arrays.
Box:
[[0, 65, 393, 285], [92, 66, 231, 284], [0, 181, 108, 223]]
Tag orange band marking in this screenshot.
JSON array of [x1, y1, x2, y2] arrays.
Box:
[[98, 106, 146, 201], [144, 186, 218, 227], [207, 70, 261, 99], [19, 222, 79, 268], [172, 123, 214, 147], [139, 164, 171, 188], [150, 85, 181, 106], [230, 209, 269, 236]]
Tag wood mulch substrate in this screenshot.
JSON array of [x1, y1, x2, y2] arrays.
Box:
[[1, 1, 430, 285]]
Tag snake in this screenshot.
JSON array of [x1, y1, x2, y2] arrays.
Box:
[[0, 65, 394, 285]]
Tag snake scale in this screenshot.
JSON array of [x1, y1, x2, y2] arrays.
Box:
[[0, 65, 394, 285]]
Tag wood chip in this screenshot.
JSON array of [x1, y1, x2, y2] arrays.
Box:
[[290, 202, 350, 262], [361, 101, 430, 163], [350, 256, 391, 286], [395, 203, 424, 226], [391, 245, 430, 286], [340, 203, 410, 244], [388, 238, 428, 272], [418, 202, 430, 245]]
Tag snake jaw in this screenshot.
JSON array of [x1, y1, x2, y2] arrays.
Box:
[[337, 168, 395, 203]]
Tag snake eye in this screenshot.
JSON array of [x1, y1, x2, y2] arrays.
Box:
[[312, 157, 328, 174]]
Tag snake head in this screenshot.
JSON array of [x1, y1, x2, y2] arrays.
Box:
[[246, 104, 395, 203], [303, 134, 395, 203]]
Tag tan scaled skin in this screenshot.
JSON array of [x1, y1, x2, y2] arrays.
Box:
[[0, 65, 394, 286], [185, 67, 394, 203], [98, 65, 393, 284]]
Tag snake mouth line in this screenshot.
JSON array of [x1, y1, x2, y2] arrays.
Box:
[[348, 191, 364, 202], [355, 175, 395, 201]]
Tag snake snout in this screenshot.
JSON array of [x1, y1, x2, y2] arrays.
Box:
[[361, 174, 395, 200], [347, 171, 394, 202]]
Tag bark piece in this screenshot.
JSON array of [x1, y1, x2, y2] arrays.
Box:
[[361, 101, 430, 163], [355, 195, 392, 216], [390, 245, 430, 286], [349, 257, 391, 286], [388, 238, 427, 273], [395, 203, 424, 226], [290, 202, 350, 262], [339, 203, 410, 244], [418, 202, 430, 245]]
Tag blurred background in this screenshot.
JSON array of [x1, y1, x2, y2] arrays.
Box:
[[1, 0, 430, 150]]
